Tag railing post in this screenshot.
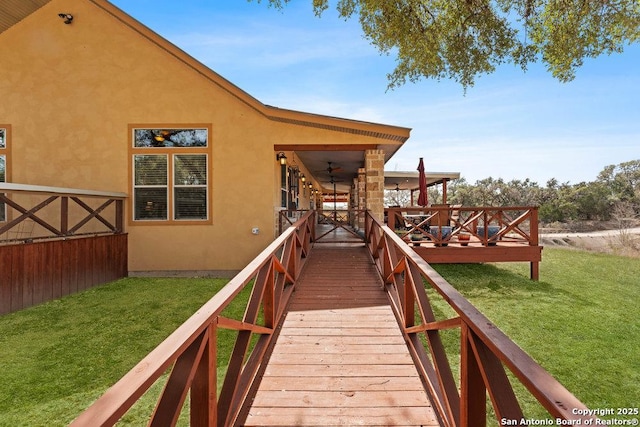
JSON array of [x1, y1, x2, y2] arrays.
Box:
[[387, 208, 396, 230], [190, 323, 217, 427], [403, 261, 417, 328], [61, 196, 68, 235], [115, 199, 124, 233], [263, 261, 276, 329], [460, 324, 486, 427], [482, 210, 488, 246], [530, 207, 540, 280]]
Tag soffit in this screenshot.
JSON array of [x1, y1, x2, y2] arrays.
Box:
[[294, 150, 366, 194], [265, 106, 411, 145], [0, 0, 52, 34], [384, 171, 461, 191]]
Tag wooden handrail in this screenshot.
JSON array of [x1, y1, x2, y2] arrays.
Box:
[[0, 183, 126, 243], [365, 212, 596, 426], [0, 183, 127, 199], [70, 210, 316, 426]]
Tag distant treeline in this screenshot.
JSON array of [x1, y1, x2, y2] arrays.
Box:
[[432, 160, 640, 224]]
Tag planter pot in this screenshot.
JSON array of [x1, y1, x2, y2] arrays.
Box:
[[458, 233, 470, 246], [410, 234, 423, 245], [429, 226, 452, 247], [477, 226, 500, 245]]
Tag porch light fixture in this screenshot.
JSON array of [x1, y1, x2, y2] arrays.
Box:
[[58, 13, 73, 24], [276, 152, 287, 165], [300, 174, 306, 183]]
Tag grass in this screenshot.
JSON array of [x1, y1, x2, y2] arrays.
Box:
[[0, 248, 638, 425], [0, 277, 240, 426], [430, 248, 640, 422]]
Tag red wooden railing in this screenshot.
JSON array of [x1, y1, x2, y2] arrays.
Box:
[[0, 183, 128, 315], [279, 208, 367, 242], [69, 208, 594, 426], [0, 183, 125, 243], [386, 206, 539, 248], [365, 211, 595, 426], [70, 211, 315, 426]]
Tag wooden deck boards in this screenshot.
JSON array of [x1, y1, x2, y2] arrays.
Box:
[[242, 246, 441, 426]]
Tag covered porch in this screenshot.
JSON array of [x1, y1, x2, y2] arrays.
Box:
[[273, 138, 405, 234]]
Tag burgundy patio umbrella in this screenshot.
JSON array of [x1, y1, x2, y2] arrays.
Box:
[[417, 157, 428, 206]]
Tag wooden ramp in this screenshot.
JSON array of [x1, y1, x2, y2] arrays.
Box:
[[241, 246, 441, 426]]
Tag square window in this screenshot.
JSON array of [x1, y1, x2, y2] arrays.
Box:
[[174, 154, 207, 186], [134, 155, 168, 186], [175, 187, 207, 220], [134, 188, 168, 220]]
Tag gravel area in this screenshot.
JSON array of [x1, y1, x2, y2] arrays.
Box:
[[540, 227, 640, 257]]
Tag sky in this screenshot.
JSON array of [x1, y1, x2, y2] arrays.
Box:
[[110, 0, 640, 185]]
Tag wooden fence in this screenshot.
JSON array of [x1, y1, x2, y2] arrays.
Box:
[[0, 183, 128, 315], [0, 234, 127, 315]]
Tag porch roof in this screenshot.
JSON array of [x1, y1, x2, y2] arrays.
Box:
[[384, 171, 461, 191], [0, 0, 52, 34]]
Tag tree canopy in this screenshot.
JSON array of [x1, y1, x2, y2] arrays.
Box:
[[431, 160, 640, 223], [256, 0, 640, 89]]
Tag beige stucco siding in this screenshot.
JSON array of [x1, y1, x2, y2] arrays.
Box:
[[0, 0, 405, 273], [0, 0, 273, 271]]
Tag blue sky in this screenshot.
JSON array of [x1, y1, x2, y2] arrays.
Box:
[[111, 0, 640, 185]]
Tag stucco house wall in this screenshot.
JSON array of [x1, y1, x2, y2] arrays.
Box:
[[0, 0, 408, 275]]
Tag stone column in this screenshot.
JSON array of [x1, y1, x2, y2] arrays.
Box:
[[365, 149, 385, 222], [316, 190, 323, 220], [350, 178, 358, 227], [357, 167, 366, 230]]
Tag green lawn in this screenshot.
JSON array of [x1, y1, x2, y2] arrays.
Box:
[[0, 277, 238, 426], [431, 248, 640, 421], [0, 248, 638, 426]]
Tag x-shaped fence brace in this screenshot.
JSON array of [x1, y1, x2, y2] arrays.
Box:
[[0, 194, 123, 239]]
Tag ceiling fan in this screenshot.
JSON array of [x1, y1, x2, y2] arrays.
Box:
[[321, 175, 344, 185], [316, 161, 343, 175]]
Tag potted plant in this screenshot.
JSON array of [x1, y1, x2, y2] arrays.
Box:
[[458, 232, 471, 246], [429, 226, 452, 247], [477, 225, 500, 245], [410, 230, 423, 245]]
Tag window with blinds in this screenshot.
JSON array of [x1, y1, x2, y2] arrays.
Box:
[[133, 154, 168, 220], [174, 154, 207, 220], [131, 127, 210, 223]]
